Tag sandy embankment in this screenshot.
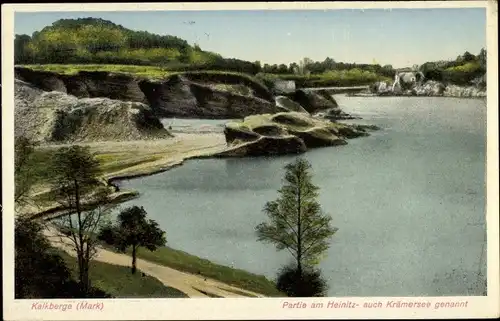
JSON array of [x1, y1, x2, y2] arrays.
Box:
[[19, 132, 227, 219]]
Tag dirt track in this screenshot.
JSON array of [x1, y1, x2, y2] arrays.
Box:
[[43, 225, 266, 298]]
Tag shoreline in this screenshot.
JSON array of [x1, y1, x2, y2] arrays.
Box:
[[348, 93, 487, 99], [22, 88, 479, 221], [21, 133, 227, 221]]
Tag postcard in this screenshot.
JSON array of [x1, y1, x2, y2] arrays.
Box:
[[2, 1, 499, 320]]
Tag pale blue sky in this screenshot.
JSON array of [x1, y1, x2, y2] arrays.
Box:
[[14, 8, 486, 68]]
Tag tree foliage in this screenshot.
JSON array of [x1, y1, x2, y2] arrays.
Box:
[[276, 264, 328, 297], [14, 17, 261, 74], [49, 145, 113, 295], [256, 158, 337, 280], [98, 206, 166, 274], [14, 136, 37, 206], [419, 49, 486, 85], [15, 218, 111, 298]]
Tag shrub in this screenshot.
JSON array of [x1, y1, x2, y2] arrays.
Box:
[[276, 264, 328, 297]]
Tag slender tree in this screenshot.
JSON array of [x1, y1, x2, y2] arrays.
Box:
[[14, 136, 37, 207], [49, 145, 113, 295], [98, 206, 166, 274], [256, 158, 337, 279]]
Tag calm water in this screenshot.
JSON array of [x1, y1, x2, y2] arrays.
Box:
[[119, 96, 487, 296]]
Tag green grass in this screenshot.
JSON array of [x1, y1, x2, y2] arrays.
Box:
[[258, 71, 392, 88], [217, 286, 258, 298], [20, 64, 265, 84], [25, 148, 59, 185], [21, 64, 174, 79], [103, 245, 284, 297], [59, 251, 188, 298], [98, 155, 163, 174], [25, 148, 162, 188]]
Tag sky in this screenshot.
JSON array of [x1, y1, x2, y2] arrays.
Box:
[[14, 8, 487, 68]]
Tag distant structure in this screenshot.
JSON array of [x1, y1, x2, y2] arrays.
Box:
[[392, 68, 425, 92], [273, 79, 296, 94]]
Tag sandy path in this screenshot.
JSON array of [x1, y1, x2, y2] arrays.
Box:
[[43, 225, 266, 299]]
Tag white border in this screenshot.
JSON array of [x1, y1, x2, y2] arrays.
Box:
[[2, 2, 499, 320]]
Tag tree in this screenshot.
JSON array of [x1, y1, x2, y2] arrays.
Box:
[[255, 158, 337, 281], [254, 60, 262, 73], [15, 217, 73, 298], [49, 145, 113, 295], [276, 264, 328, 297], [15, 136, 37, 207], [297, 58, 313, 76], [98, 206, 166, 274], [289, 62, 299, 74], [15, 218, 112, 298], [461, 51, 476, 62], [277, 64, 289, 74], [14, 34, 33, 64], [478, 48, 486, 70]]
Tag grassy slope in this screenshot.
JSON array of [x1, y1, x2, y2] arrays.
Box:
[[59, 251, 188, 298], [28, 148, 162, 187], [104, 245, 284, 297]]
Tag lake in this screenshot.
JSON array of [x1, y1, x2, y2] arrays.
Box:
[[119, 95, 487, 297]]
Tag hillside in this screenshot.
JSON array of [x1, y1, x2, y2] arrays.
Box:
[[15, 18, 260, 75], [14, 17, 486, 90], [419, 50, 486, 86]]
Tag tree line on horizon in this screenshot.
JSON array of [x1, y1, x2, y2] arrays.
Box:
[[14, 17, 486, 86], [13, 17, 393, 79]]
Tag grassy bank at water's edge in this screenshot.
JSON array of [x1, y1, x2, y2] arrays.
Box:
[[102, 244, 284, 297], [59, 251, 188, 298], [26, 146, 283, 297], [257, 71, 392, 89]]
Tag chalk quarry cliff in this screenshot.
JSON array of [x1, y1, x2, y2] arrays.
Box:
[[15, 67, 374, 156]]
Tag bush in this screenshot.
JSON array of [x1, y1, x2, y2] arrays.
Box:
[[15, 218, 112, 298], [276, 264, 328, 297]]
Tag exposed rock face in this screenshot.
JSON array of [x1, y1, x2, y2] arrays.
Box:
[[218, 112, 374, 157], [288, 127, 348, 148], [216, 135, 307, 157], [285, 89, 339, 113], [315, 107, 359, 121], [412, 80, 446, 96], [224, 125, 260, 144], [14, 67, 279, 119], [275, 96, 309, 114], [366, 76, 486, 98], [15, 79, 171, 143], [443, 84, 487, 98], [15, 67, 148, 103], [392, 71, 425, 93]]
